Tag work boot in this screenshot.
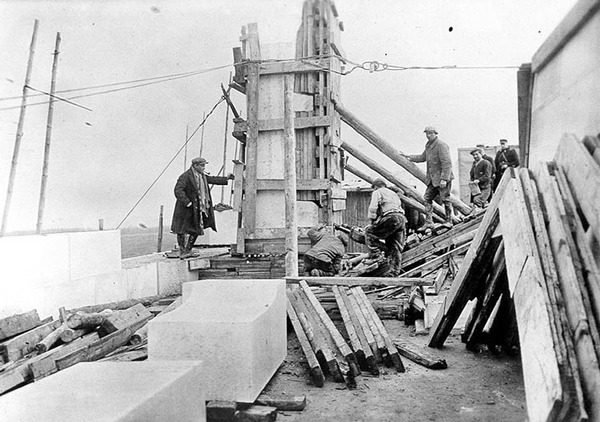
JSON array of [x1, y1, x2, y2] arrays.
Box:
[[177, 234, 186, 259], [441, 203, 453, 229], [418, 202, 435, 231]]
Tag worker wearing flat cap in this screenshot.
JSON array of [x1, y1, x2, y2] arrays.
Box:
[[171, 157, 234, 259], [468, 148, 492, 216], [364, 178, 406, 277], [405, 126, 454, 229]]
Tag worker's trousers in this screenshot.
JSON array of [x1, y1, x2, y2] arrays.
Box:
[[365, 212, 406, 275]]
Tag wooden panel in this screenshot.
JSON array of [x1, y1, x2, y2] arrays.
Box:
[[555, 133, 600, 243], [257, 179, 330, 191]]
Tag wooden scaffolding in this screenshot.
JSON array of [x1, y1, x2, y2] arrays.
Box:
[[230, 0, 346, 255]]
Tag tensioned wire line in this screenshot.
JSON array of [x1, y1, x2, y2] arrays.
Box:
[[115, 95, 225, 230]]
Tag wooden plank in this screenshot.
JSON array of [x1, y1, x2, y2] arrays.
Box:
[[349, 287, 386, 361], [243, 61, 260, 232], [353, 287, 405, 373], [337, 286, 379, 375], [0, 319, 61, 362], [531, 0, 600, 72], [235, 405, 277, 422], [517, 63, 533, 167], [66, 293, 176, 314], [345, 286, 381, 363], [554, 164, 600, 340], [284, 75, 299, 276], [0, 310, 41, 341], [232, 160, 244, 212], [289, 289, 342, 382], [98, 303, 152, 337], [286, 297, 325, 387], [394, 339, 448, 369], [285, 276, 430, 287], [401, 242, 471, 277], [55, 318, 148, 371], [582, 134, 600, 166], [29, 332, 100, 380], [235, 115, 330, 132], [555, 133, 600, 243], [500, 171, 585, 422], [332, 285, 366, 370], [299, 280, 360, 377], [256, 178, 330, 191], [428, 169, 512, 348], [255, 394, 306, 411]]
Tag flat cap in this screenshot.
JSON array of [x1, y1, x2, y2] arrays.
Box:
[[423, 125, 438, 134], [192, 157, 208, 165], [499, 138, 508, 144], [371, 178, 387, 188], [470, 148, 483, 155]]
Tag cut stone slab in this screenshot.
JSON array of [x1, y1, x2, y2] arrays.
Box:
[[0, 361, 205, 422], [148, 279, 287, 402]]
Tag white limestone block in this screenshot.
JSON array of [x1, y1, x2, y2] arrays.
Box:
[[148, 279, 287, 402], [123, 262, 159, 299], [0, 361, 205, 422], [68, 230, 122, 279], [157, 259, 196, 295]]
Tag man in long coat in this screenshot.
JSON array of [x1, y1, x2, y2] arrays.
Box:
[[406, 125, 454, 229], [171, 157, 233, 258]]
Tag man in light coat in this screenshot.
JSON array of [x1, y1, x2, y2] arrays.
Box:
[[406, 126, 454, 229], [170, 157, 234, 259]]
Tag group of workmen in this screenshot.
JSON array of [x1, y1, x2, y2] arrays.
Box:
[[169, 126, 519, 277]]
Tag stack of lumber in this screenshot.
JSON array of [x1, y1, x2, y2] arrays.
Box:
[[288, 279, 414, 388], [0, 295, 180, 396], [428, 133, 600, 422], [192, 254, 288, 279]]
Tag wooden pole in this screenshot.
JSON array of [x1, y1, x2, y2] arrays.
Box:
[[199, 111, 206, 157], [333, 100, 471, 215], [221, 73, 232, 204], [184, 125, 189, 171], [283, 75, 298, 277], [1, 20, 39, 236], [36, 32, 61, 234], [98, 219, 104, 230], [157, 204, 164, 253]]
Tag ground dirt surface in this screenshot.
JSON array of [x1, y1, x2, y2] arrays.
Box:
[[263, 320, 526, 422]]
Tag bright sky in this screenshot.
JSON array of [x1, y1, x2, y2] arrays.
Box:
[[0, 0, 577, 233]]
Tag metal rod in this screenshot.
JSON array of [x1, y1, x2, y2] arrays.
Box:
[[157, 205, 164, 253]]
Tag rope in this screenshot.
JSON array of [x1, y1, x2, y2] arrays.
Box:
[[115, 95, 225, 229]]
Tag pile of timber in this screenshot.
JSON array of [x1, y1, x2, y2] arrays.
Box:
[[287, 279, 448, 388], [428, 133, 600, 422], [192, 254, 288, 279], [0, 294, 180, 396]]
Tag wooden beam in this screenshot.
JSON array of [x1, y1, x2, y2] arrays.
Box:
[[234, 115, 330, 132], [532, 0, 600, 72], [257, 178, 330, 191], [0, 319, 61, 362], [517, 63, 533, 168], [334, 101, 471, 215], [401, 242, 471, 278], [283, 74, 298, 277], [555, 133, 600, 243], [285, 276, 430, 287], [428, 169, 512, 348], [394, 339, 448, 369], [255, 394, 307, 411], [0, 310, 41, 341]]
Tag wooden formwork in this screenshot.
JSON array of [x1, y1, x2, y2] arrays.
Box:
[[230, 0, 346, 255]]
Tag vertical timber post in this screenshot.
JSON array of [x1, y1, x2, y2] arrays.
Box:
[[1, 20, 39, 236], [157, 205, 164, 253], [36, 32, 61, 234], [517, 63, 533, 168], [283, 75, 298, 277]]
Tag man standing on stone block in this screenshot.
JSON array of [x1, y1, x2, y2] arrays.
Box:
[[304, 226, 349, 277], [405, 125, 454, 229], [171, 157, 234, 259]]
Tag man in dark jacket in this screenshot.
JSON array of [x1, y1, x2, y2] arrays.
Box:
[[469, 148, 493, 215], [476, 143, 496, 194], [406, 126, 454, 229], [493, 139, 520, 191], [304, 226, 348, 276], [171, 157, 234, 259]]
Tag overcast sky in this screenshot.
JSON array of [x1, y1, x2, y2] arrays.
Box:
[[0, 0, 577, 233]]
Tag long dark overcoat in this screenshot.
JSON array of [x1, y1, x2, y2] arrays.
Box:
[[170, 168, 229, 235]]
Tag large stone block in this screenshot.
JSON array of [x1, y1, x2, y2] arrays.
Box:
[[148, 279, 287, 402], [0, 361, 205, 422], [67, 230, 122, 279]]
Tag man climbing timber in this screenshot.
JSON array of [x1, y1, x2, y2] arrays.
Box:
[[171, 157, 234, 259], [405, 125, 454, 229], [364, 178, 406, 277]]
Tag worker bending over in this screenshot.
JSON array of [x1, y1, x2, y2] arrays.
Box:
[[304, 226, 349, 277], [364, 178, 406, 277]]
